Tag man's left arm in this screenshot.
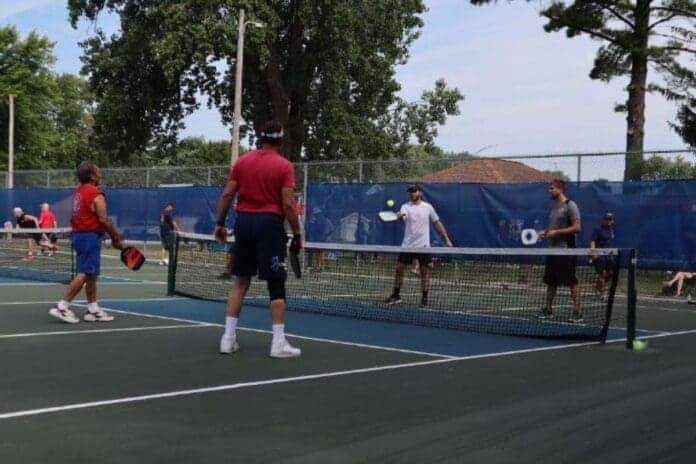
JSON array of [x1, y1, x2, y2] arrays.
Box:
[[430, 206, 452, 247]]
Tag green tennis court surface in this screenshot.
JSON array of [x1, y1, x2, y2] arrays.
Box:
[[1, 271, 696, 463]]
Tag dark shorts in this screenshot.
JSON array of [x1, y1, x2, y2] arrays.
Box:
[[398, 252, 432, 267], [73, 232, 102, 276], [592, 256, 615, 274], [160, 231, 175, 249], [232, 213, 287, 281], [543, 255, 578, 287]]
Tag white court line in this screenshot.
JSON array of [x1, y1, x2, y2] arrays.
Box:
[[0, 280, 166, 287], [0, 324, 212, 340], [71, 304, 457, 360], [0, 339, 606, 420]]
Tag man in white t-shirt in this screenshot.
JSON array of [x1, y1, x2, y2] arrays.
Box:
[[385, 184, 453, 307]]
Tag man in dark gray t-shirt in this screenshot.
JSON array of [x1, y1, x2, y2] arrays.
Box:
[[539, 179, 582, 321]]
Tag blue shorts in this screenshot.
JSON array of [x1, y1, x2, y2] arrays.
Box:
[[232, 213, 287, 281], [73, 232, 102, 276]]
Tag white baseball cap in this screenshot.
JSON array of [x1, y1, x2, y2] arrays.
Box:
[[13, 207, 23, 215]]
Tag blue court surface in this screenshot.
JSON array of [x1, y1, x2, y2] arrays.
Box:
[[99, 297, 654, 358]]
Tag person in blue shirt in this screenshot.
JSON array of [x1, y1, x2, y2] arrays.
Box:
[[590, 212, 615, 300], [159, 202, 179, 265]]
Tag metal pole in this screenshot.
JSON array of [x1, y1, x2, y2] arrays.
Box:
[[207, 167, 212, 186], [230, 9, 246, 165], [358, 160, 363, 182], [47, 170, 50, 188], [8, 94, 14, 188], [146, 169, 151, 188], [576, 155, 581, 182], [301, 163, 308, 270]]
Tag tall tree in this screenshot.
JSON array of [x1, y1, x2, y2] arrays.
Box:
[[0, 26, 95, 169], [69, 0, 462, 162], [470, 0, 696, 180]]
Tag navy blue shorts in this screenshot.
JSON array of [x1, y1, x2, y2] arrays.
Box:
[[232, 213, 287, 281], [73, 232, 102, 276]]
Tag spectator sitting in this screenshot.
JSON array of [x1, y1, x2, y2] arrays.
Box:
[[663, 271, 695, 298]]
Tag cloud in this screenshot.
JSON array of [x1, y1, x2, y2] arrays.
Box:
[[0, 0, 62, 19]]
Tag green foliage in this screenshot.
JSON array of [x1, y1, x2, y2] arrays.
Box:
[[69, 0, 462, 163], [637, 155, 696, 179], [144, 137, 245, 166], [470, 0, 696, 179], [0, 26, 95, 169], [674, 100, 696, 147]]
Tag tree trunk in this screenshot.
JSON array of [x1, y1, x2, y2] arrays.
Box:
[[624, 0, 651, 180]]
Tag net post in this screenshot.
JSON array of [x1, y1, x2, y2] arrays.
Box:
[[600, 250, 621, 343], [167, 232, 178, 296], [626, 248, 637, 350]]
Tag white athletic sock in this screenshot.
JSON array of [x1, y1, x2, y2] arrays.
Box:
[[87, 302, 99, 313], [272, 324, 285, 343], [224, 317, 238, 338], [57, 300, 69, 311]]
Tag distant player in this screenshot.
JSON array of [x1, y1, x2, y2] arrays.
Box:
[[49, 161, 123, 324], [538, 179, 582, 322], [159, 202, 179, 266], [590, 212, 615, 301], [39, 203, 59, 256], [13, 207, 40, 261], [385, 184, 453, 307], [214, 121, 302, 358]]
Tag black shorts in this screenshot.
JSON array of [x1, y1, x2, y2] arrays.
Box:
[[398, 252, 432, 267], [160, 232, 175, 249], [232, 213, 287, 281], [544, 255, 578, 287], [592, 256, 615, 274]]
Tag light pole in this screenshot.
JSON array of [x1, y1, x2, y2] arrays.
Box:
[[229, 9, 263, 165], [8, 94, 14, 189]]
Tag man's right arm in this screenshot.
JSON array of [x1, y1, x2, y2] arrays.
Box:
[[214, 179, 238, 242], [93, 195, 122, 249]]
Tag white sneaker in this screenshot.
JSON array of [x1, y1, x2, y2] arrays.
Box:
[[83, 309, 115, 322], [49, 307, 80, 324], [270, 338, 301, 358], [219, 335, 240, 354], [158, 260, 165, 266]]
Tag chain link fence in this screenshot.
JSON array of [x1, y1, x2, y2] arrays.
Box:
[[4, 149, 695, 189]]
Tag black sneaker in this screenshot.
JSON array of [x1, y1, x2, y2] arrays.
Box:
[[385, 295, 402, 305], [420, 298, 428, 307], [538, 309, 553, 320], [569, 313, 584, 323]]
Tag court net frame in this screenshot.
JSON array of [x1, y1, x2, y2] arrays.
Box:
[[0, 227, 75, 283], [168, 231, 637, 344]]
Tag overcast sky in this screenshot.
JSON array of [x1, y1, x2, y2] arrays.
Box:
[[2, 0, 690, 180]]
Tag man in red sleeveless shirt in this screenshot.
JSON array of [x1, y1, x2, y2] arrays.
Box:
[[49, 161, 123, 324], [215, 121, 303, 358]]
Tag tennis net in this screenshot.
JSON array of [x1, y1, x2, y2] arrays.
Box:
[[169, 231, 627, 341], [0, 228, 75, 283]]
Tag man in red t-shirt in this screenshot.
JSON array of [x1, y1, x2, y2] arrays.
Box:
[[39, 203, 58, 256], [214, 121, 303, 358], [49, 161, 123, 324]]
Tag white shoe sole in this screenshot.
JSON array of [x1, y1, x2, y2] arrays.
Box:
[[49, 308, 79, 324], [220, 338, 240, 354], [269, 345, 302, 358], [83, 313, 114, 322]]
